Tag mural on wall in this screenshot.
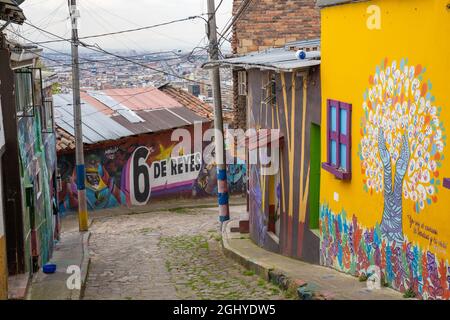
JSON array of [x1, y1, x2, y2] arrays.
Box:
[[58, 131, 246, 212], [246, 68, 321, 262], [359, 59, 447, 244], [320, 205, 450, 300], [321, 59, 449, 299], [17, 111, 57, 270], [249, 165, 267, 244]]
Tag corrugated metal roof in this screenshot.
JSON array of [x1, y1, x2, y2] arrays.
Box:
[[100, 87, 183, 110], [54, 94, 134, 144], [55, 87, 212, 152], [203, 39, 321, 72], [111, 107, 209, 135], [159, 84, 214, 119], [87, 91, 145, 123], [316, 0, 369, 8]]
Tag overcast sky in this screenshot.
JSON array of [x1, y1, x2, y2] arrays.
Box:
[[12, 0, 233, 53]]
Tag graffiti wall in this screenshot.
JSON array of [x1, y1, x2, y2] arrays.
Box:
[[246, 68, 322, 263], [58, 126, 246, 212], [320, 0, 450, 299], [0, 161, 6, 300], [17, 109, 58, 272], [0, 101, 6, 298]]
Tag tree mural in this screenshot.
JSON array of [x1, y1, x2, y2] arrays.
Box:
[[359, 58, 447, 244]]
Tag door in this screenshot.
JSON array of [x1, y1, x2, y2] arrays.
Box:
[[309, 123, 321, 231]]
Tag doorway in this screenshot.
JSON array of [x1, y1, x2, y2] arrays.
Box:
[[309, 123, 321, 231]]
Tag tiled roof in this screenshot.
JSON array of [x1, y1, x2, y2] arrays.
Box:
[[56, 126, 75, 153], [159, 84, 214, 119]]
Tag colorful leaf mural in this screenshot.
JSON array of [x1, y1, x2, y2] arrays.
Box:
[[320, 204, 450, 300], [359, 59, 447, 243]]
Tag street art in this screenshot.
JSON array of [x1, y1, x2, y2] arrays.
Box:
[[17, 110, 57, 270], [249, 165, 267, 245], [320, 59, 449, 299], [359, 59, 447, 244], [58, 131, 246, 212], [85, 154, 126, 209], [320, 205, 450, 300]]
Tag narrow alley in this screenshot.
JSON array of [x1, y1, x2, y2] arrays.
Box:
[[78, 203, 290, 300]]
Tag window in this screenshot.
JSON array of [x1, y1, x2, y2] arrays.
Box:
[[41, 97, 54, 133], [261, 72, 276, 108], [322, 99, 352, 180], [237, 70, 247, 96], [14, 68, 34, 117], [14, 67, 43, 117], [444, 178, 450, 189]]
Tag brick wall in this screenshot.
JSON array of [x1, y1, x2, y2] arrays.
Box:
[[232, 0, 320, 55], [231, 0, 320, 129]]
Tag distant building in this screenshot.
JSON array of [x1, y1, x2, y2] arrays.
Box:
[[55, 85, 246, 213], [187, 84, 200, 97]]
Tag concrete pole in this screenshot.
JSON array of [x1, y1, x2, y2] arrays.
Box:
[[70, 0, 88, 231], [207, 0, 230, 223]]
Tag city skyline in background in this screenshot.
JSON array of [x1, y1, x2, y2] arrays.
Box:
[[8, 0, 233, 53]]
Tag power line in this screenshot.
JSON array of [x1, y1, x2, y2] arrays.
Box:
[[19, 21, 217, 87], [8, 29, 207, 75], [218, 0, 254, 48], [29, 15, 205, 45]]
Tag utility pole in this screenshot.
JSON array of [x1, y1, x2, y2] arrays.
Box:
[[70, 0, 88, 231], [207, 0, 230, 224]]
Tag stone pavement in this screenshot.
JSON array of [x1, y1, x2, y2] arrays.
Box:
[[27, 230, 90, 300], [83, 204, 292, 300], [222, 217, 404, 300]]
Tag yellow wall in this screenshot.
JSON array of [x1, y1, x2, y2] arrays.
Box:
[[320, 0, 450, 261], [0, 236, 7, 300]]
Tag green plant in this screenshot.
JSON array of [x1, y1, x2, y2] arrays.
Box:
[[243, 270, 255, 276], [358, 273, 368, 282], [403, 288, 417, 299]]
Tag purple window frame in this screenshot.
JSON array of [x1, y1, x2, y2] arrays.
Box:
[[444, 178, 450, 189], [322, 99, 352, 180]]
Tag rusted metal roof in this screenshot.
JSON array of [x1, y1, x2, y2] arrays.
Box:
[[97, 87, 183, 110], [158, 84, 214, 119], [55, 86, 212, 152]]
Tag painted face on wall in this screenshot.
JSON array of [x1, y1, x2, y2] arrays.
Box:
[[86, 171, 102, 190]]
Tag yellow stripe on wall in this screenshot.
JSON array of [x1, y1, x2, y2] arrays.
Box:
[[0, 236, 7, 300]]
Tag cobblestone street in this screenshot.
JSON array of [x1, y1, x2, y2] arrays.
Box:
[[83, 207, 291, 300]]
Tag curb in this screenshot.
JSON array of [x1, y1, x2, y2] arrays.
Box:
[[220, 220, 332, 300], [70, 231, 91, 300], [78, 231, 91, 300]]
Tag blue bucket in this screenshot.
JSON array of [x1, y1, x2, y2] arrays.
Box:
[[43, 264, 57, 274]]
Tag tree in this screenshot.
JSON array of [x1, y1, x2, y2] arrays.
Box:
[[359, 58, 446, 244]]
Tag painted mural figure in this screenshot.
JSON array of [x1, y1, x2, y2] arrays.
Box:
[[360, 59, 447, 245], [85, 155, 125, 210]]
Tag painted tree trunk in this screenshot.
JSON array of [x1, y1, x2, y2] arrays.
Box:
[[378, 129, 410, 245]]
